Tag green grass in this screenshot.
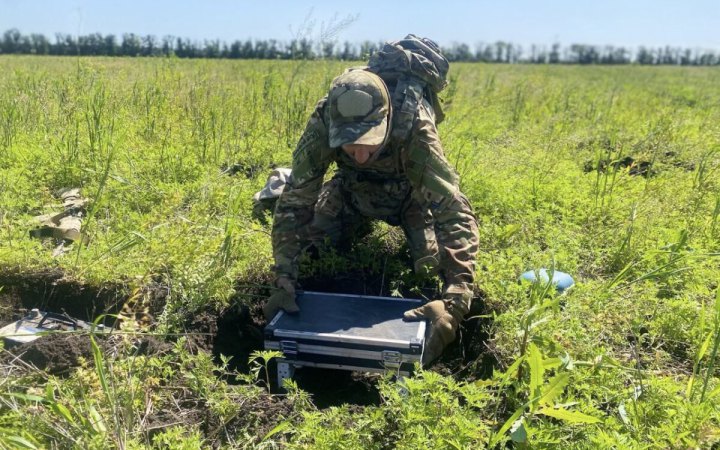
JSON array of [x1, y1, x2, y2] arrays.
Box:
[[0, 55, 719, 448]]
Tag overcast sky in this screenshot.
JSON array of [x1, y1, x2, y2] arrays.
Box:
[[1, 0, 718, 50]]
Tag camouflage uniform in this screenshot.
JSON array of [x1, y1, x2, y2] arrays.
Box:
[[271, 71, 479, 306]]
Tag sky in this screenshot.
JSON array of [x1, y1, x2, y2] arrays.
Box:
[[1, 0, 718, 50]]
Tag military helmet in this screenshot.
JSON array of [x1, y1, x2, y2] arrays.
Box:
[[327, 70, 390, 148]]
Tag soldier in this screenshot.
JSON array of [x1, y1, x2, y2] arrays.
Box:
[[264, 63, 479, 364]]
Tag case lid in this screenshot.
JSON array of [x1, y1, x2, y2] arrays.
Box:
[[266, 291, 426, 348]]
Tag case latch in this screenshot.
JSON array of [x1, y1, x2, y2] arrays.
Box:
[[382, 350, 403, 369], [280, 340, 298, 360]]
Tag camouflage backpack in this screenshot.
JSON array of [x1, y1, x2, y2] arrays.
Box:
[[367, 34, 450, 141]]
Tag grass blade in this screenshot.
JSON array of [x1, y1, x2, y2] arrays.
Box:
[[538, 406, 601, 424], [5, 436, 39, 449]]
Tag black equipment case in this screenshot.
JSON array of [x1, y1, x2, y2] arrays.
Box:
[[264, 291, 427, 387]]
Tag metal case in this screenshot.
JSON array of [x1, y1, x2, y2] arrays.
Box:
[[264, 291, 426, 386]]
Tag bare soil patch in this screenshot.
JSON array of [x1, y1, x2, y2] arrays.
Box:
[[1, 267, 496, 411]]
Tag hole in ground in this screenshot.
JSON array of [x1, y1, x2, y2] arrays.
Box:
[[0, 269, 126, 323], [0, 269, 169, 374], [1, 269, 498, 408], [186, 270, 499, 409]]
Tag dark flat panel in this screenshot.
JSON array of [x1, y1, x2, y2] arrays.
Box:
[[270, 291, 423, 343]]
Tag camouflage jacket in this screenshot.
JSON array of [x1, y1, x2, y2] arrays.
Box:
[[271, 95, 479, 298]]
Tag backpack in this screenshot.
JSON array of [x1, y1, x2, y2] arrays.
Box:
[[367, 35, 450, 141]]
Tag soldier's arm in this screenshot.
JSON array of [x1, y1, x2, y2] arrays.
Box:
[[271, 98, 333, 281], [404, 103, 479, 305]]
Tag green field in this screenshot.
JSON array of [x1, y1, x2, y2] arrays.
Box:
[[1, 56, 719, 448]]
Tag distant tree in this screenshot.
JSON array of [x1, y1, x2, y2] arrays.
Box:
[[161, 35, 174, 56], [698, 51, 718, 65], [255, 39, 280, 59], [321, 41, 335, 59], [528, 44, 537, 63], [78, 33, 103, 55], [142, 35, 158, 56], [55, 33, 79, 55], [508, 44, 522, 63], [17, 35, 32, 54], [242, 39, 254, 58], [636, 47, 654, 64], [104, 34, 118, 56], [299, 38, 314, 59], [228, 40, 241, 58], [268, 39, 281, 59], [29, 33, 50, 54], [122, 33, 142, 56], [286, 39, 299, 59], [680, 48, 692, 65], [175, 37, 185, 57], [493, 41, 505, 63], [533, 45, 548, 64], [204, 39, 221, 58], [3, 28, 720, 65], [2, 28, 21, 54], [475, 43, 494, 62], [359, 41, 377, 59], [549, 43, 560, 64], [444, 42, 472, 62], [254, 40, 268, 58], [340, 41, 355, 60]]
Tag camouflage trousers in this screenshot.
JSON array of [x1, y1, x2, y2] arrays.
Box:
[[309, 175, 440, 274]]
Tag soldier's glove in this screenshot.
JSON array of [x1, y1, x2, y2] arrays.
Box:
[[263, 276, 299, 321], [403, 286, 471, 365], [403, 299, 463, 365]]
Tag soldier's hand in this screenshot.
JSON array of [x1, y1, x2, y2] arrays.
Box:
[[403, 300, 460, 365], [263, 276, 299, 321]]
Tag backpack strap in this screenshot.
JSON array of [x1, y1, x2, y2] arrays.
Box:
[[389, 76, 425, 144]]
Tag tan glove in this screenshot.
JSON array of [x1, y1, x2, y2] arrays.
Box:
[[263, 276, 299, 321], [403, 300, 461, 365]]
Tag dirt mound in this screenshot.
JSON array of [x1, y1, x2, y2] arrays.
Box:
[[1, 333, 174, 376], [434, 311, 498, 381], [131, 335, 174, 356], [5, 333, 94, 375], [221, 392, 295, 441], [145, 386, 294, 445], [0, 268, 177, 375], [183, 304, 265, 374]]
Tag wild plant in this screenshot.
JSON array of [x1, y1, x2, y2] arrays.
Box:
[[711, 194, 720, 236], [693, 148, 718, 193], [687, 286, 720, 403], [489, 269, 601, 446], [0, 95, 18, 151], [592, 143, 622, 212], [246, 350, 283, 392]]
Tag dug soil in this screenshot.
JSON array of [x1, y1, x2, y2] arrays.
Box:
[[0, 269, 126, 322], [1, 268, 496, 411]]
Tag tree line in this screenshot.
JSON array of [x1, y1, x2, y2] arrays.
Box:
[[1, 28, 718, 66]]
